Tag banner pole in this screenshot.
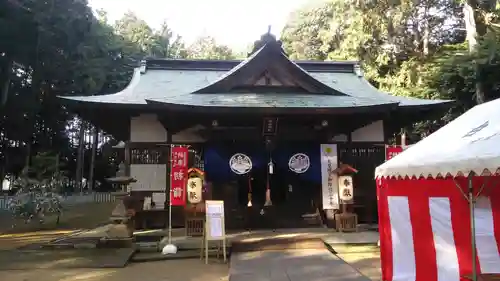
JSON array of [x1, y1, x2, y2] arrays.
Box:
[[168, 144, 173, 245]]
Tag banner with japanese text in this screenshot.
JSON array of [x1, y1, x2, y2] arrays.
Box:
[[320, 144, 339, 210], [170, 146, 189, 206], [385, 145, 403, 161]]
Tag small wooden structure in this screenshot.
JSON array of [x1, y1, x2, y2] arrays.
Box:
[[333, 163, 359, 232]]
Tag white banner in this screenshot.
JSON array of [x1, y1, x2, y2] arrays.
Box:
[[320, 144, 339, 210]]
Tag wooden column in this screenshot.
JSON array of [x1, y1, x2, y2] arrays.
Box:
[[124, 141, 131, 177]]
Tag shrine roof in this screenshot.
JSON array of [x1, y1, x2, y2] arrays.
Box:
[[59, 63, 448, 109], [59, 32, 451, 111]]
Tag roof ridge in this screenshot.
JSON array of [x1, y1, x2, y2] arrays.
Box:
[[145, 58, 357, 73]]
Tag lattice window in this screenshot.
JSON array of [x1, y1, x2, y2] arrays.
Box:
[[130, 148, 167, 164]]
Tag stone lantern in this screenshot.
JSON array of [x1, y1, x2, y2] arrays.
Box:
[[104, 162, 137, 244]]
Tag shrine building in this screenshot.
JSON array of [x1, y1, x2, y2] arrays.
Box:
[[60, 31, 451, 230]]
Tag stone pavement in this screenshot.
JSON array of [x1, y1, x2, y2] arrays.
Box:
[[0, 230, 76, 250], [230, 249, 372, 281], [0, 259, 229, 281]]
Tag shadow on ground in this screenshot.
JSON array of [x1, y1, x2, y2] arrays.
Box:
[[0, 259, 229, 281]]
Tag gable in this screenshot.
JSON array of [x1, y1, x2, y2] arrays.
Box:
[[193, 40, 347, 96]]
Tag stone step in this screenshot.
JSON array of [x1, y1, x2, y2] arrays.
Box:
[[131, 248, 229, 263]]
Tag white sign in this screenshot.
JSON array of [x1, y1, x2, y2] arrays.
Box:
[[288, 153, 310, 173], [187, 177, 202, 204], [229, 153, 252, 175], [320, 144, 339, 209], [205, 200, 225, 240], [338, 175, 354, 201]]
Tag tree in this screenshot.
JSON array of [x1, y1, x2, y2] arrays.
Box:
[[0, 0, 138, 188], [280, 0, 471, 140], [114, 12, 187, 59], [187, 36, 235, 60]]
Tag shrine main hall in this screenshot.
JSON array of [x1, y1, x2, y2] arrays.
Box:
[[60, 31, 450, 230]]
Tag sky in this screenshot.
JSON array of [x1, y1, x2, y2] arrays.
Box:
[[88, 0, 317, 51]]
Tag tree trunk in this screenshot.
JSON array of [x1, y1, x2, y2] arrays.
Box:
[[0, 59, 12, 106], [75, 120, 85, 193], [464, 0, 488, 104], [88, 126, 98, 191]]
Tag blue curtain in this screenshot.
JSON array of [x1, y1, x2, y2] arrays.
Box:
[[204, 142, 321, 183]]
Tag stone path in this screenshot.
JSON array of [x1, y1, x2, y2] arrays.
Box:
[[230, 249, 372, 281], [0, 230, 76, 250], [0, 259, 229, 281]]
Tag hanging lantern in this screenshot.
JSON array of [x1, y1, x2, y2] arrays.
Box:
[[187, 177, 202, 204], [338, 175, 354, 202]]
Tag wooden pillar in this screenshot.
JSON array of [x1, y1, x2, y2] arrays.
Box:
[[124, 141, 131, 177]]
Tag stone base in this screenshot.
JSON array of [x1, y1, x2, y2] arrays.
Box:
[[99, 237, 134, 248], [105, 224, 132, 239]]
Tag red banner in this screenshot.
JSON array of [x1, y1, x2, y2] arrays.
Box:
[[170, 146, 189, 206], [386, 145, 403, 161]]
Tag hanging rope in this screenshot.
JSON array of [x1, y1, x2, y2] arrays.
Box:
[[247, 174, 252, 207]]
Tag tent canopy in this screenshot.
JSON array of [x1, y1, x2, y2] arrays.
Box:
[[376, 98, 500, 178]]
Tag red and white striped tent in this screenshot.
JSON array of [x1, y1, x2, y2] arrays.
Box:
[[375, 99, 500, 281]]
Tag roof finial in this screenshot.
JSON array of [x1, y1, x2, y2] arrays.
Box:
[[267, 25, 271, 34]]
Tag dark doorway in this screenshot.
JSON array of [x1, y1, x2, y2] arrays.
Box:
[[339, 144, 385, 224]]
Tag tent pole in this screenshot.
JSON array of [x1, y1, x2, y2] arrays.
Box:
[[468, 173, 477, 281]]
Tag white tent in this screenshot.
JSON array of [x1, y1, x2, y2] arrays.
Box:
[[375, 98, 500, 281], [376, 98, 500, 178]]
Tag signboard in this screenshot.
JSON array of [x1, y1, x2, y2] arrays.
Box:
[[262, 117, 278, 136], [338, 175, 354, 202], [187, 177, 202, 204], [386, 145, 403, 161], [202, 200, 227, 264], [170, 146, 188, 206], [205, 200, 225, 240], [229, 153, 252, 175], [288, 153, 310, 173], [320, 144, 339, 210]]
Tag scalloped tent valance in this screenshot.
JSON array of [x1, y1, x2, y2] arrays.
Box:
[[375, 98, 500, 179]]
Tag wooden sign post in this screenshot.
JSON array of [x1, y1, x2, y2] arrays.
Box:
[[200, 200, 227, 264]]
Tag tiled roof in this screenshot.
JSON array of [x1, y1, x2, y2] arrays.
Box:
[[59, 40, 451, 109], [61, 67, 448, 108]]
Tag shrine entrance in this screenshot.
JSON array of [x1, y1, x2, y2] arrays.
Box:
[[208, 141, 323, 230]]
